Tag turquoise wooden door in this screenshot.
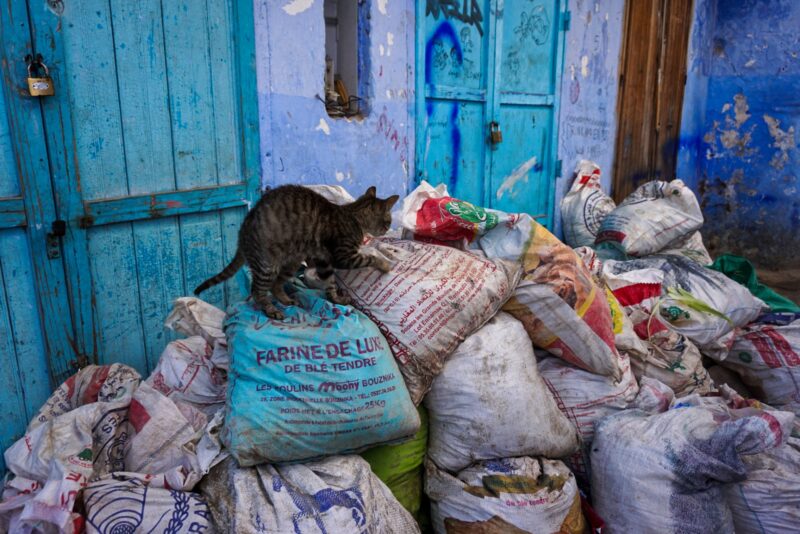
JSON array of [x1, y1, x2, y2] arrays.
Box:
[[0, 0, 259, 467], [417, 0, 568, 227]]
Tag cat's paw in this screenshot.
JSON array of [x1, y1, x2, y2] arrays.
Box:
[[374, 258, 392, 273], [275, 295, 297, 306], [265, 309, 285, 320], [329, 291, 352, 305]]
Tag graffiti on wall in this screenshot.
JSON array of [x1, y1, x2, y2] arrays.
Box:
[[426, 0, 484, 37]]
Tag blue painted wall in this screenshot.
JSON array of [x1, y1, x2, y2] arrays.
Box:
[[678, 0, 800, 268], [255, 0, 414, 199], [554, 0, 625, 236]]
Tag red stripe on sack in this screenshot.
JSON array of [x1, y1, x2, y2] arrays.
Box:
[[758, 412, 784, 448], [745, 330, 784, 369], [633, 318, 669, 340], [128, 398, 151, 433], [82, 366, 112, 405], [762, 326, 800, 366], [612, 283, 662, 307], [595, 230, 626, 243]]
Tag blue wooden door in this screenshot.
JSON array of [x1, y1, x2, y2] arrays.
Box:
[[0, 0, 259, 467], [417, 0, 568, 227]]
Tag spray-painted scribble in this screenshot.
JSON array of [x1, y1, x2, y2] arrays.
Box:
[[425, 21, 463, 189], [426, 0, 484, 37], [515, 5, 550, 45]]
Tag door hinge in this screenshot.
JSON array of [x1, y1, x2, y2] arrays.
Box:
[[561, 10, 571, 31], [556, 159, 563, 178]]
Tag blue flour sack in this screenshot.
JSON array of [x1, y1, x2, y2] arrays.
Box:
[[222, 284, 420, 466]]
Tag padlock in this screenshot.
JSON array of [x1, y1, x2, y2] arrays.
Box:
[[27, 60, 55, 97], [490, 121, 503, 144]]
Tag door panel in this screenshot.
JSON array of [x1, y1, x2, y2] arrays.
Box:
[[490, 0, 564, 226], [499, 0, 559, 96], [0, 10, 60, 470], [490, 106, 553, 220], [418, 0, 494, 202], [0, 2, 76, 396], [22, 0, 259, 378], [417, 0, 567, 224]]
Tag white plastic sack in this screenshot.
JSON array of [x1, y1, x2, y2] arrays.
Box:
[[83, 474, 215, 534], [125, 382, 210, 489], [305, 184, 357, 205], [659, 231, 713, 265], [425, 313, 579, 472], [538, 354, 638, 483], [596, 179, 704, 257], [603, 266, 715, 396], [425, 457, 586, 534], [726, 436, 800, 533], [604, 255, 765, 348], [199, 455, 419, 533], [591, 401, 795, 534], [631, 376, 675, 414], [336, 238, 521, 404], [560, 160, 616, 248], [146, 336, 226, 412], [1, 365, 141, 533], [707, 320, 800, 414], [165, 297, 226, 344]]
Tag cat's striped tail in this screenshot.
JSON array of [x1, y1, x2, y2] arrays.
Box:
[[194, 249, 245, 295]]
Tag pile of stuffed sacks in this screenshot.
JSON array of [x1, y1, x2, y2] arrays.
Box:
[[2, 172, 799, 534]]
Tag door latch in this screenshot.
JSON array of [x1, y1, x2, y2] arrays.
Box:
[[46, 219, 66, 259]]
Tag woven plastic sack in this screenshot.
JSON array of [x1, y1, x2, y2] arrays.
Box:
[[0, 365, 141, 533], [659, 231, 713, 265], [398, 181, 503, 249], [560, 160, 616, 248], [223, 284, 420, 465], [706, 320, 800, 414], [360, 406, 428, 522], [336, 238, 520, 405], [165, 297, 226, 344], [199, 455, 420, 533], [538, 354, 638, 484], [605, 255, 765, 348], [146, 336, 227, 412], [489, 217, 621, 378], [425, 457, 586, 534], [83, 474, 215, 534], [603, 266, 715, 396], [591, 401, 795, 534], [596, 179, 704, 257], [425, 313, 579, 472], [726, 436, 800, 533]]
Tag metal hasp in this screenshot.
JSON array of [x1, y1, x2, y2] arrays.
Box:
[[45, 219, 65, 259]]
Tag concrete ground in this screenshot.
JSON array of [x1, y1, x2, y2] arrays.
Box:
[[756, 268, 800, 306]]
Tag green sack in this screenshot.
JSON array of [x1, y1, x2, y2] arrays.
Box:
[[709, 254, 800, 313], [361, 406, 428, 522]]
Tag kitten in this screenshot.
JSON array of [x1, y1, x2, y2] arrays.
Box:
[[194, 185, 399, 319]]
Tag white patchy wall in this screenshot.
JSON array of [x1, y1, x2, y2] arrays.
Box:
[[255, 0, 415, 198], [554, 0, 625, 236]]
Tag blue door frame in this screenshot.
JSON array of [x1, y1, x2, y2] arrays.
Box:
[[415, 0, 569, 228]]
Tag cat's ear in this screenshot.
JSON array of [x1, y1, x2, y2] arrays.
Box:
[[361, 186, 377, 198], [384, 194, 400, 210]]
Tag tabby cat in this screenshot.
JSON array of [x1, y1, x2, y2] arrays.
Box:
[[194, 185, 399, 319]]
